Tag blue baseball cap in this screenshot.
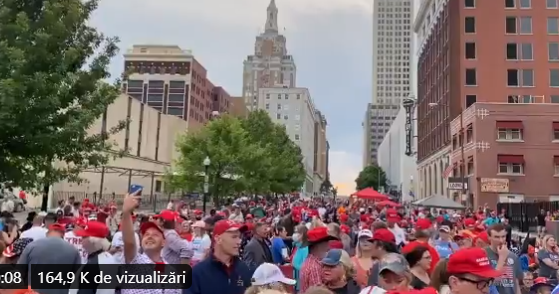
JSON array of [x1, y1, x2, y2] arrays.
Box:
[[321, 249, 343, 266]]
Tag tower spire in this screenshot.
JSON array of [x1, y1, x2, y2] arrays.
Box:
[[265, 0, 278, 33]]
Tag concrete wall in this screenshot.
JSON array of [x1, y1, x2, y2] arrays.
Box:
[[377, 107, 418, 202], [52, 94, 187, 201]]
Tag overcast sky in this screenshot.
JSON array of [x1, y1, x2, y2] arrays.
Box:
[[92, 0, 374, 195]]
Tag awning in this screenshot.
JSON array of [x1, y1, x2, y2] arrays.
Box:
[[553, 122, 559, 129], [555, 156, 559, 165], [496, 121, 523, 129], [498, 154, 524, 164]]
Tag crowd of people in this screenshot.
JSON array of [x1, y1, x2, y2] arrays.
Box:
[[0, 191, 558, 294]]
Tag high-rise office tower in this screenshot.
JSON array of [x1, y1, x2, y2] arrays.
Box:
[[242, 0, 297, 111], [363, 0, 414, 166]]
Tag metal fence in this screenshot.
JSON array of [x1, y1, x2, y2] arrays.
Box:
[[52, 191, 177, 212], [497, 201, 559, 232]]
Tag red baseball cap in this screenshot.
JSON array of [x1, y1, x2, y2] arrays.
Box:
[[48, 223, 65, 233], [447, 247, 501, 278], [155, 210, 176, 221], [464, 218, 476, 227], [415, 218, 432, 230], [140, 221, 165, 238], [75, 221, 109, 238], [213, 220, 247, 236], [473, 231, 490, 244], [385, 287, 439, 294], [386, 209, 400, 222], [370, 228, 396, 243]]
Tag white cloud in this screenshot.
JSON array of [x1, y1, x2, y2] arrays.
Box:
[[328, 150, 360, 196]]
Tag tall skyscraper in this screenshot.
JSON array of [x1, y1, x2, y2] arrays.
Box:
[[242, 0, 297, 111], [363, 0, 414, 166]]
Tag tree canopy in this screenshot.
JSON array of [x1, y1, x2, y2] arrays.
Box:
[[168, 110, 305, 203], [355, 164, 387, 191], [0, 0, 124, 197]]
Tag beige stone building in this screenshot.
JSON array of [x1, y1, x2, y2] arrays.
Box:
[[51, 93, 187, 203]]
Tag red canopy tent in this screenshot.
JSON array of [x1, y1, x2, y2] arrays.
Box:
[[353, 188, 388, 200], [375, 200, 402, 208]]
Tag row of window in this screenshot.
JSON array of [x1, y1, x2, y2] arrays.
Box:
[[454, 157, 559, 176], [463, 68, 559, 87], [464, 16, 559, 35], [265, 93, 302, 100], [465, 42, 559, 61], [451, 125, 559, 150]]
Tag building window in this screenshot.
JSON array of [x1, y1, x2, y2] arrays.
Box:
[[554, 156, 559, 175], [465, 42, 476, 59], [498, 162, 524, 174], [554, 122, 559, 139], [519, 17, 532, 34], [265, 103, 270, 110], [520, 0, 531, 8], [294, 134, 300, 140], [277, 103, 281, 110], [465, 0, 475, 7], [506, 17, 517, 34], [548, 17, 559, 34], [507, 69, 534, 87], [266, 94, 270, 99], [466, 125, 473, 143], [497, 128, 522, 140], [465, 69, 477, 85], [549, 42, 559, 60], [520, 43, 533, 60], [548, 0, 558, 8], [465, 17, 476, 33], [276, 113, 281, 119], [296, 94, 301, 100], [284, 115, 288, 120], [506, 43, 518, 60], [505, 0, 515, 8], [467, 160, 474, 175], [466, 95, 477, 108], [550, 69, 559, 87], [552, 95, 559, 103]]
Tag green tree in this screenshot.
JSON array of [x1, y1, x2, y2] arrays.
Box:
[[355, 164, 387, 191], [0, 0, 124, 209], [168, 115, 267, 205], [320, 177, 333, 194], [241, 110, 305, 195]]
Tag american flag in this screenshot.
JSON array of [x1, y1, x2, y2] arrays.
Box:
[[442, 164, 453, 179]]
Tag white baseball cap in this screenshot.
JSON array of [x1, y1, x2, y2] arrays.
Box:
[[358, 229, 373, 239], [251, 263, 296, 286]]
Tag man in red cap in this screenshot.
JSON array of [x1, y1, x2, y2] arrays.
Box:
[[155, 209, 193, 264], [188, 220, 252, 294], [445, 247, 502, 294], [401, 218, 439, 272], [299, 226, 339, 292]]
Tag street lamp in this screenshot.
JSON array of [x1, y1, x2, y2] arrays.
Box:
[[203, 156, 211, 214], [428, 102, 467, 203]]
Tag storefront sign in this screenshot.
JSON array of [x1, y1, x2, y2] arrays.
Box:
[[480, 178, 509, 193]]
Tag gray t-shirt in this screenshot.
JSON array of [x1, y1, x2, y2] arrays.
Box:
[[485, 247, 522, 294], [537, 249, 559, 278], [18, 237, 82, 294]]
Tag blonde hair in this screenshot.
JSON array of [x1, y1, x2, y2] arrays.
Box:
[[302, 286, 335, 294], [244, 284, 288, 294], [310, 217, 325, 229], [429, 259, 449, 292], [339, 250, 356, 279], [84, 236, 110, 253], [542, 234, 555, 250], [327, 223, 341, 239]]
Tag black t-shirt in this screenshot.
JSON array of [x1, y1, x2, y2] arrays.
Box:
[[537, 214, 546, 226], [410, 275, 428, 290], [328, 279, 360, 294]]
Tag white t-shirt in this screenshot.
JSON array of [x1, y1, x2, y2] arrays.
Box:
[[64, 231, 88, 264], [388, 225, 407, 245], [111, 231, 140, 264], [191, 234, 211, 262], [20, 226, 48, 241], [359, 286, 387, 294]]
